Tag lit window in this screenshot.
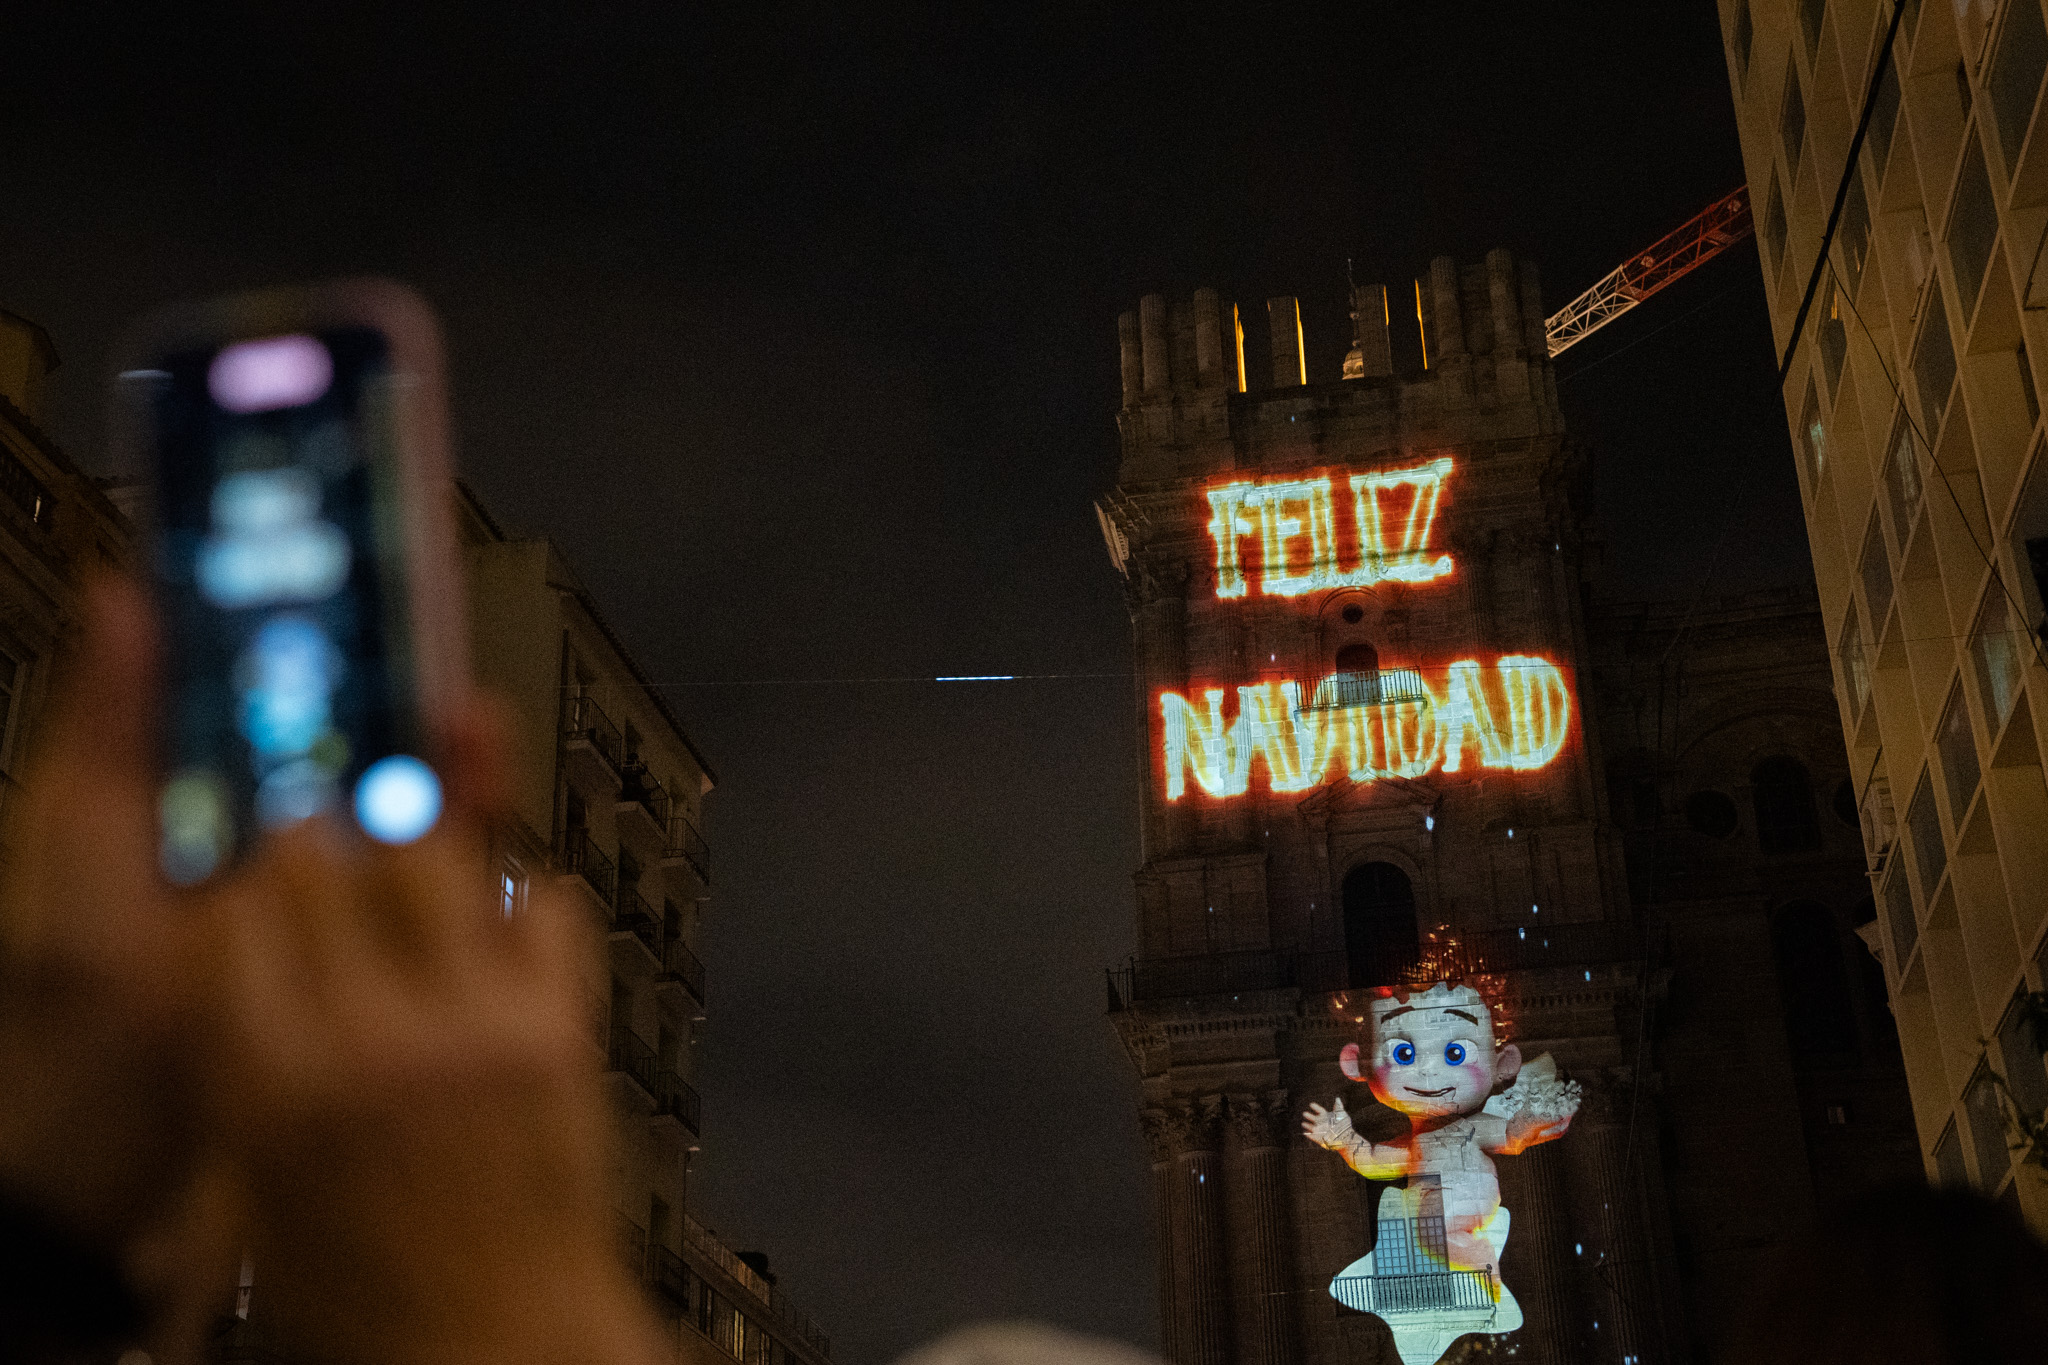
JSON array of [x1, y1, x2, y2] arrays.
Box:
[[1799, 377, 1827, 486], [500, 863, 524, 918], [1885, 420, 1924, 545], [1838, 607, 1870, 720]]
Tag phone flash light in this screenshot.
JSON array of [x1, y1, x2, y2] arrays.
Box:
[[354, 755, 443, 845]]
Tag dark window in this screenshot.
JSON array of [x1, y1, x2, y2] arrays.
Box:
[[1782, 68, 1808, 177], [2024, 345, 2043, 429], [1868, 61, 1902, 177], [1335, 641, 1380, 672], [1914, 282, 1959, 433], [1797, 0, 1825, 55], [1770, 902, 1859, 1060], [1800, 376, 1828, 485], [1733, 0, 1755, 80], [1832, 777, 1860, 827], [1818, 275, 1849, 394], [1934, 1121, 1968, 1187], [1763, 174, 1790, 272], [1753, 756, 1822, 854], [1937, 684, 1981, 826], [1340, 602, 1365, 624], [1883, 860, 1918, 962], [1956, 60, 1975, 121], [1344, 861, 1419, 989], [1862, 511, 1895, 627], [1966, 1067, 2010, 1191], [1997, 993, 2048, 1124], [1886, 420, 1925, 544], [1630, 778, 1661, 827], [0, 648, 20, 759], [1840, 170, 1873, 296], [1989, 0, 2048, 168], [1685, 789, 1740, 838], [1839, 606, 1870, 718], [1947, 139, 1999, 318], [1908, 769, 1947, 898], [2029, 536, 2048, 632]]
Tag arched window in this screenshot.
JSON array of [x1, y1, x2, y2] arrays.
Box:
[[1344, 861, 1419, 989], [1769, 902, 1859, 1060], [1335, 641, 1380, 672], [1752, 756, 1821, 854]]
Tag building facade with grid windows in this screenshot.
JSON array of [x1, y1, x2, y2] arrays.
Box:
[[1716, 0, 2048, 1231]]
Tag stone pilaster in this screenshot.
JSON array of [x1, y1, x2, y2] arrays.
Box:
[[1496, 1133, 1579, 1364], [1224, 1092, 1299, 1365], [1162, 1096, 1231, 1365], [1560, 1075, 1675, 1365], [1142, 1108, 1183, 1363]]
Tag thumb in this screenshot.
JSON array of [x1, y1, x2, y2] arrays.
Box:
[[1332, 1097, 1347, 1114]]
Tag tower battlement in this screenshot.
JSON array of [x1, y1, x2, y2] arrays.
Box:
[[1114, 252, 1562, 487]]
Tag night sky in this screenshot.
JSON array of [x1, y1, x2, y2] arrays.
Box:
[[2, 5, 1810, 1361]]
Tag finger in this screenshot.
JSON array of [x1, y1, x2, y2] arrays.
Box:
[[35, 574, 159, 793], [504, 878, 595, 1036], [435, 691, 514, 826]]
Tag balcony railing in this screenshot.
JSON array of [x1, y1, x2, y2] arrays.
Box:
[[608, 1025, 658, 1099], [619, 761, 672, 828], [1108, 920, 1645, 1009], [565, 695, 625, 772], [649, 1242, 688, 1305], [661, 934, 707, 1005], [654, 1066, 701, 1135], [613, 882, 662, 959], [1333, 1268, 1497, 1315], [666, 814, 710, 885], [684, 1214, 832, 1357], [1300, 667, 1431, 712], [562, 829, 617, 905]]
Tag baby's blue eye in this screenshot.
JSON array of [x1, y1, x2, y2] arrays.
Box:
[[1445, 1042, 1468, 1065], [1391, 1042, 1416, 1066]]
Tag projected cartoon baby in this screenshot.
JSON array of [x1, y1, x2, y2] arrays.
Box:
[[1302, 979, 1580, 1365]]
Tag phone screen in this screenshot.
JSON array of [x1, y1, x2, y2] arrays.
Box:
[[134, 326, 442, 884]]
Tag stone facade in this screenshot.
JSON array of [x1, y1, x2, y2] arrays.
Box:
[[1099, 259, 1914, 1363]]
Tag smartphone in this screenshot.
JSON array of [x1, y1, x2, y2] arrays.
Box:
[[113, 280, 467, 885]]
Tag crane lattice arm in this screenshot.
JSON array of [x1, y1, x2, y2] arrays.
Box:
[[1544, 187, 1753, 358]]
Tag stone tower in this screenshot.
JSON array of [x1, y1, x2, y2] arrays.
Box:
[[1099, 257, 1683, 1365]]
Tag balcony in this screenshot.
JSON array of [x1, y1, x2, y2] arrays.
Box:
[[564, 695, 625, 789], [1107, 920, 1645, 1010], [1333, 1268, 1496, 1316], [561, 829, 617, 910], [617, 762, 671, 845], [607, 1025, 658, 1104], [684, 1214, 832, 1358], [1299, 667, 1430, 712], [657, 934, 707, 1009], [610, 882, 664, 969], [648, 1242, 689, 1306], [664, 813, 711, 889], [653, 1066, 701, 1136]]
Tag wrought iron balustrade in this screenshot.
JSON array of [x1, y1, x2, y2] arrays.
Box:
[[661, 934, 707, 1004], [607, 1025, 658, 1099], [654, 1067, 701, 1135], [649, 1242, 688, 1303], [1109, 920, 1645, 1009], [561, 828, 617, 905], [613, 883, 662, 957], [619, 761, 672, 827], [666, 814, 711, 885], [564, 695, 625, 771], [1301, 667, 1431, 712], [1333, 1268, 1496, 1315]]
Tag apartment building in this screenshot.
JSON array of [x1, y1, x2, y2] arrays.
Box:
[[456, 486, 831, 1365], [1716, 0, 2048, 1228]]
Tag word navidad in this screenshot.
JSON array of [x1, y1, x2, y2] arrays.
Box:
[[1206, 457, 1454, 599], [1160, 656, 1571, 799]]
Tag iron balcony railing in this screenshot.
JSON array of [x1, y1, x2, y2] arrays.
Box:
[[666, 814, 711, 885], [1334, 1268, 1496, 1315], [613, 883, 662, 959], [619, 761, 672, 828], [648, 1242, 688, 1305], [654, 1066, 702, 1135], [564, 695, 625, 772], [561, 829, 618, 905], [1108, 920, 1644, 1010], [684, 1214, 832, 1357], [1300, 667, 1430, 712], [661, 934, 707, 1005], [608, 1025, 658, 1100]]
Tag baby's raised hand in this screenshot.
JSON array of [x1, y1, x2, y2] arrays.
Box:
[[1301, 1099, 1355, 1149]]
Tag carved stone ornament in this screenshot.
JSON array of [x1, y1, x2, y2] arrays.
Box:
[[1225, 1090, 1292, 1149]]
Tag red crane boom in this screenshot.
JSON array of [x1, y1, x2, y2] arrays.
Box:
[[1544, 187, 1754, 358]]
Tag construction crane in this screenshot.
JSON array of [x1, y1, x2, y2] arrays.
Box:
[[1543, 187, 1753, 358]]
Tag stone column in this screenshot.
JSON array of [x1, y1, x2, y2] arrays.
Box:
[[1164, 1096, 1232, 1365], [1496, 1134, 1579, 1365], [1142, 1109, 1183, 1363], [1560, 1075, 1675, 1365], [1225, 1092, 1300, 1365]]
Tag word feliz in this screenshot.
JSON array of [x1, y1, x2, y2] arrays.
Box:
[[1205, 457, 1453, 599], [1160, 657, 1572, 800]]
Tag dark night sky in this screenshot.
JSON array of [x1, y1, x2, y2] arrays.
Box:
[[1, 5, 1810, 1361]]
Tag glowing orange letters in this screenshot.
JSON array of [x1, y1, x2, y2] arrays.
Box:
[[1206, 458, 1454, 599], [1160, 656, 1572, 799]]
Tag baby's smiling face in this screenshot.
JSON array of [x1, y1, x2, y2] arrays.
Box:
[[1342, 984, 1521, 1122]]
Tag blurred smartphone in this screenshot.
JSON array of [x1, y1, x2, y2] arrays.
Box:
[[112, 280, 467, 885]]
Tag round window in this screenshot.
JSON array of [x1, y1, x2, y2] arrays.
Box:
[[1684, 790, 1739, 839], [1341, 603, 1365, 624]]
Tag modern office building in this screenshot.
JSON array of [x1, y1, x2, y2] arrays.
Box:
[[1715, 0, 2048, 1229], [1097, 264, 1917, 1363]]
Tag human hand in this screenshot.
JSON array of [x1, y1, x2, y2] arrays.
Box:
[[200, 714, 662, 1365], [1301, 1099, 1356, 1150]]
